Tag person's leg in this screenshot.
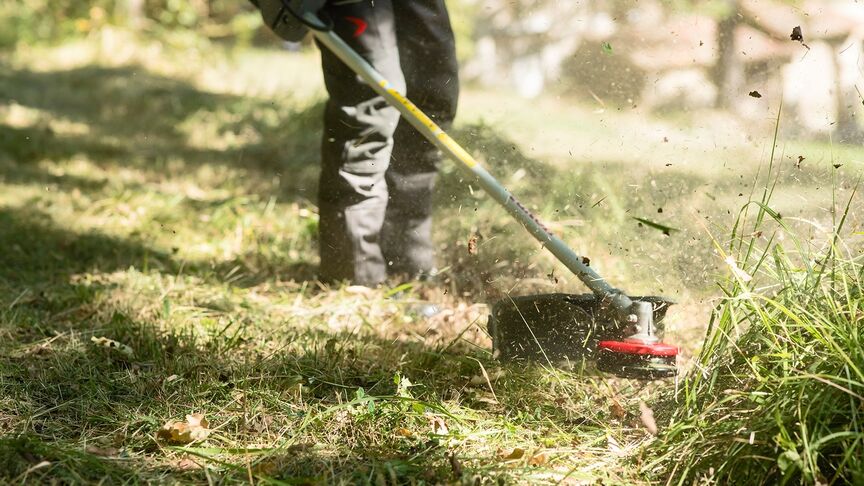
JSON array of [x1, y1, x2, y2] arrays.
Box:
[[317, 0, 404, 286], [382, 0, 459, 278]]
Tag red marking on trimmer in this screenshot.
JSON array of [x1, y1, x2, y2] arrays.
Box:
[[598, 340, 679, 356], [344, 16, 368, 38]]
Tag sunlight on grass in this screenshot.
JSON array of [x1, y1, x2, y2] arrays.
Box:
[[1, 29, 862, 484]]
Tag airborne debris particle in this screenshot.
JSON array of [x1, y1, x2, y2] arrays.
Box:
[[632, 217, 679, 236], [639, 402, 658, 436], [547, 269, 558, 284], [790, 26, 803, 42], [582, 256, 591, 266], [748, 91, 762, 98], [601, 42, 613, 55], [833, 163, 843, 169], [467, 234, 478, 255], [657, 207, 663, 213], [790, 25, 810, 50], [795, 155, 805, 169]]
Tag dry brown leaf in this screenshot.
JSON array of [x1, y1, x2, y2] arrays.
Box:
[[468, 234, 479, 255], [500, 447, 526, 460], [610, 399, 626, 419], [639, 401, 658, 436], [528, 450, 548, 466], [157, 413, 211, 444]]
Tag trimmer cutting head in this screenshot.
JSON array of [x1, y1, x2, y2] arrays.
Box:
[[596, 339, 678, 379], [488, 293, 678, 379]]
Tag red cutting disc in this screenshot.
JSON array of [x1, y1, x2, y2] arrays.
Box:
[[598, 340, 679, 357]]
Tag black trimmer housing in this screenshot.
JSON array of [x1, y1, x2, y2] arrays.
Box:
[[488, 293, 676, 378]]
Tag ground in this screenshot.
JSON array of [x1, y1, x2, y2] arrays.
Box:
[[0, 29, 862, 484]]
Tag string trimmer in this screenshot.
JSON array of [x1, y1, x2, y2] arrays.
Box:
[[280, 4, 679, 379]]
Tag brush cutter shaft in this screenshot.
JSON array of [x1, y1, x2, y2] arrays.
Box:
[[310, 23, 634, 313]]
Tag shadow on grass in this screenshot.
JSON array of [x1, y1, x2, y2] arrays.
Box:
[[0, 207, 175, 288], [0, 62, 323, 199], [0, 291, 573, 484]]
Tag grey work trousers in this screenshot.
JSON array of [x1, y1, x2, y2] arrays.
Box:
[[316, 0, 459, 286]]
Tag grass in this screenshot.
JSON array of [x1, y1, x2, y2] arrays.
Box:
[[0, 28, 862, 484], [643, 119, 864, 484]]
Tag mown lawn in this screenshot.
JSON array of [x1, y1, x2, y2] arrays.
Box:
[[1, 30, 862, 484]]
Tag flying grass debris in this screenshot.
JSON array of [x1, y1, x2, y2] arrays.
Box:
[[639, 401, 658, 436], [632, 217, 679, 236], [601, 42, 613, 55]]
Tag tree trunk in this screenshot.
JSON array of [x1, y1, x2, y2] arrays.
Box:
[[714, 0, 744, 110], [125, 0, 145, 29], [831, 40, 864, 143]]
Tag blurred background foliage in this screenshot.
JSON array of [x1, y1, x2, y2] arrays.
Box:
[[2, 0, 862, 140], [0, 0, 263, 48]]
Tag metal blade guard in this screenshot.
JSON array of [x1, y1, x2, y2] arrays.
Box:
[[488, 294, 675, 376]]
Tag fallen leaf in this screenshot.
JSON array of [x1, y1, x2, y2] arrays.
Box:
[[90, 336, 134, 358], [428, 415, 448, 435], [528, 450, 548, 466], [157, 413, 210, 444], [610, 400, 626, 419], [639, 401, 658, 436], [395, 427, 413, 438], [468, 234, 478, 255], [500, 447, 526, 460], [749, 90, 762, 98]]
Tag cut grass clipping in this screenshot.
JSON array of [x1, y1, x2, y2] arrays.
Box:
[[644, 161, 863, 484]]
